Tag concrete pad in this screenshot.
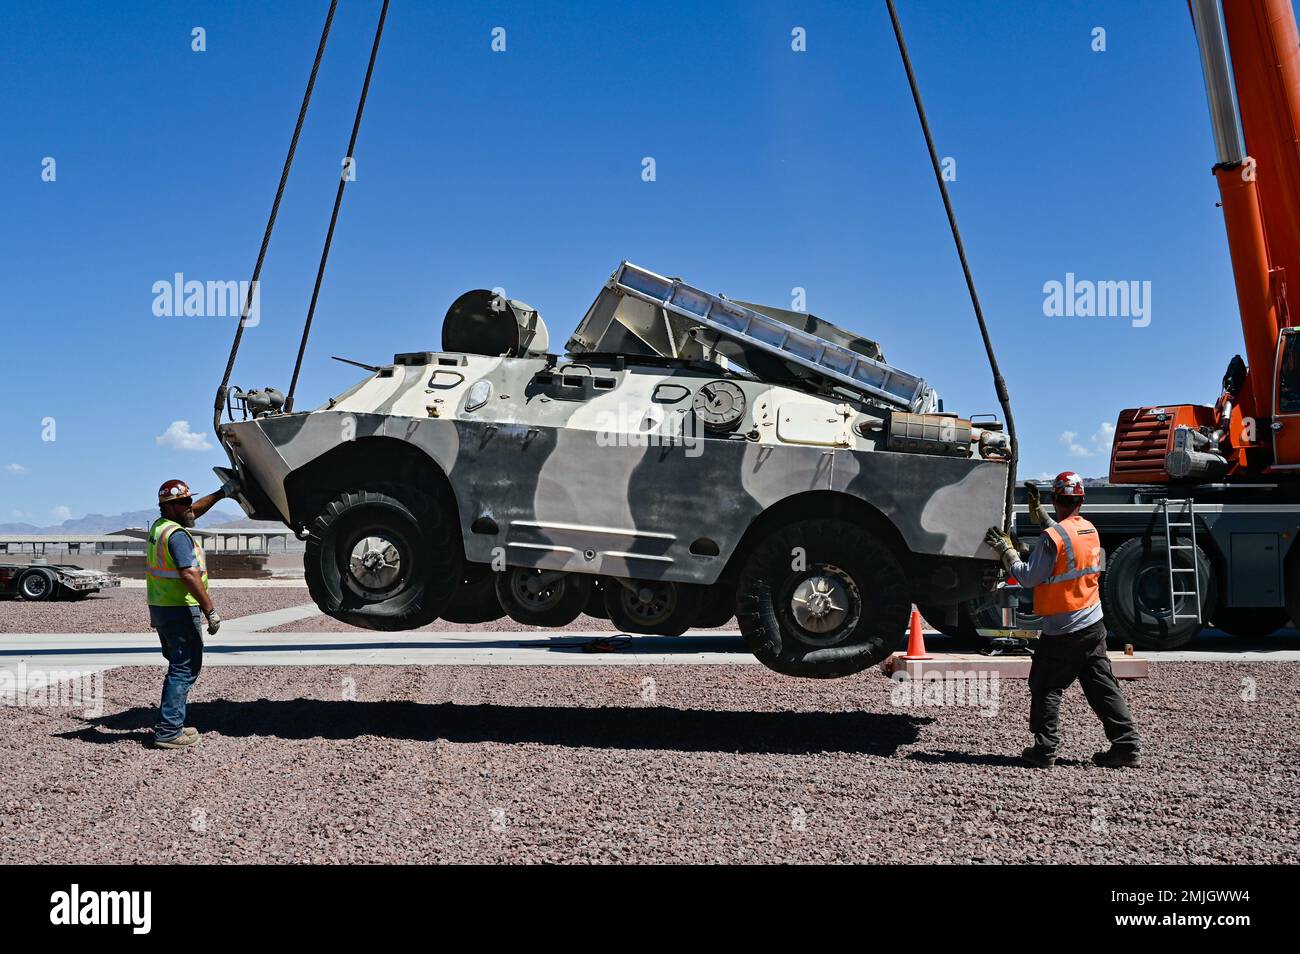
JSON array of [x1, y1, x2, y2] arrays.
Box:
[[881, 650, 1150, 680]]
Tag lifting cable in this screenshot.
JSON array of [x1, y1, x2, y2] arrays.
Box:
[[885, 0, 1020, 531], [213, 0, 339, 433], [286, 0, 391, 412]]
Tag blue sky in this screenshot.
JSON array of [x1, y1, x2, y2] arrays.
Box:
[[0, 0, 1260, 523]]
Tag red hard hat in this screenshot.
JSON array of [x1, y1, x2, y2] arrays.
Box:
[[158, 479, 193, 504], [1052, 471, 1086, 498]]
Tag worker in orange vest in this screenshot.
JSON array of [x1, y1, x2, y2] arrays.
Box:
[[985, 471, 1141, 768]]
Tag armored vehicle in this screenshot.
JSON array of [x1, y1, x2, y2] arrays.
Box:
[[217, 263, 1010, 677]]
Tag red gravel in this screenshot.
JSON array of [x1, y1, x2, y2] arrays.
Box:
[[0, 587, 313, 634], [2, 662, 1295, 863]]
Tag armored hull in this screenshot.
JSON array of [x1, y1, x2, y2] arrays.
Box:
[[219, 264, 1009, 677]]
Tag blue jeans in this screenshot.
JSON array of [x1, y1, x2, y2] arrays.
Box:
[[151, 605, 204, 741]]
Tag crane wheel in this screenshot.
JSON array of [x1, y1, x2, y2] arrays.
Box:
[[1101, 535, 1217, 650]]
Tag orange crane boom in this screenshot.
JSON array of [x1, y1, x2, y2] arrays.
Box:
[[1110, 0, 1300, 482]]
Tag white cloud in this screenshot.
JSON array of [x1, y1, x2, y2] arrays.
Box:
[[10, 509, 32, 520], [1059, 422, 1116, 459], [51, 505, 72, 521], [156, 420, 212, 451], [5, 463, 29, 475]]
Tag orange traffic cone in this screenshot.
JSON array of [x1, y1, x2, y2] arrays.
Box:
[[903, 607, 931, 660]]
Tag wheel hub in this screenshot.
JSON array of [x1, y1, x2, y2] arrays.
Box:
[[512, 570, 564, 609], [791, 574, 850, 634], [348, 535, 402, 591], [623, 581, 674, 624]]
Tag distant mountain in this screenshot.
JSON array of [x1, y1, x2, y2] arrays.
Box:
[[0, 505, 260, 536]]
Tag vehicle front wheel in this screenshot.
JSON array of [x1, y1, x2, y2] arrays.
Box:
[[304, 486, 460, 631], [737, 518, 910, 678]]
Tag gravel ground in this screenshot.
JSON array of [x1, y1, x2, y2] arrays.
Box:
[[2, 661, 1296, 863], [263, 612, 735, 633], [0, 588, 315, 634]]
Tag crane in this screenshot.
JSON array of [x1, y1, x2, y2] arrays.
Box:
[[1111, 0, 1300, 482]]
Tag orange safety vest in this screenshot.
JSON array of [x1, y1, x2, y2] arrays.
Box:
[[1033, 514, 1104, 616]]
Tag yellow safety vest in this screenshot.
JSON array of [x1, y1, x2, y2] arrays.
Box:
[[145, 517, 208, 607]]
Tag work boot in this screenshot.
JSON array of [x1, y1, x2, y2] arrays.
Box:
[[1093, 747, 1140, 768], [181, 726, 198, 737], [1021, 746, 1055, 768], [154, 731, 200, 749]]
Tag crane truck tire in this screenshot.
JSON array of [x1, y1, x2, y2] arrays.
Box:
[[304, 486, 460, 632], [17, 568, 56, 602], [737, 518, 909, 678], [1101, 535, 1217, 650]]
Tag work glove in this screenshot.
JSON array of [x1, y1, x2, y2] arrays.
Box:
[[219, 477, 241, 499], [984, 527, 1018, 571], [1010, 529, 1031, 560], [204, 609, 222, 636], [1024, 481, 1049, 526]]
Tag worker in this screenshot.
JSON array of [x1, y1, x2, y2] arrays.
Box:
[[985, 472, 1141, 769], [146, 477, 235, 749]]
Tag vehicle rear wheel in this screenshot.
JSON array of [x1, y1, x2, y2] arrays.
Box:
[[495, 567, 590, 627], [17, 569, 56, 602], [304, 486, 460, 631], [1211, 607, 1289, 638], [604, 578, 703, 636], [584, 578, 611, 620], [737, 518, 910, 678], [1101, 535, 1217, 650], [693, 580, 736, 628], [440, 562, 504, 624]]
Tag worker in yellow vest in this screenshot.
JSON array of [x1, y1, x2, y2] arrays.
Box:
[[146, 477, 234, 749], [985, 472, 1140, 769]]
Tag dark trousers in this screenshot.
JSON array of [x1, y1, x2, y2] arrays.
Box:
[[153, 606, 204, 741], [1028, 619, 1139, 755]]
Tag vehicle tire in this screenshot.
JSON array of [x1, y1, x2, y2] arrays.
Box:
[[1211, 607, 1289, 638], [916, 601, 967, 640], [439, 562, 504, 624], [584, 578, 611, 620], [1101, 535, 1217, 650], [304, 485, 460, 631], [495, 567, 591, 627], [693, 581, 736, 629], [737, 518, 910, 678], [604, 578, 703, 636], [17, 569, 56, 602]]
